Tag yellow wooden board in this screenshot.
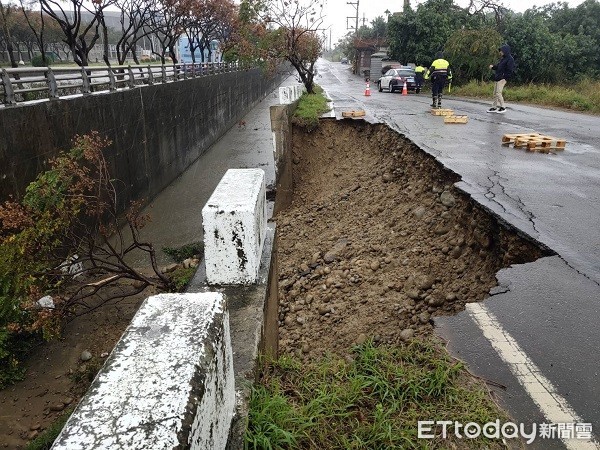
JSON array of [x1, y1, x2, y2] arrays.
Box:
[[502, 132, 566, 152], [502, 133, 543, 144], [431, 108, 454, 116], [342, 110, 366, 118], [444, 115, 468, 124]]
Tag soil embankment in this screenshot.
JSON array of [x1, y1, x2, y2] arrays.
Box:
[[276, 119, 547, 359]]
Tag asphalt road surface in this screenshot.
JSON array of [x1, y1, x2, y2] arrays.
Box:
[[316, 59, 600, 449]]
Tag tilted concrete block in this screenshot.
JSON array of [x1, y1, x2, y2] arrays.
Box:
[[52, 293, 235, 450], [202, 168, 266, 284]]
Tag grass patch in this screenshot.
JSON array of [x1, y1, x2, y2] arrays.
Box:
[[168, 266, 197, 291], [453, 78, 600, 114], [247, 339, 509, 449], [25, 407, 74, 450], [162, 242, 203, 263], [292, 85, 330, 130]]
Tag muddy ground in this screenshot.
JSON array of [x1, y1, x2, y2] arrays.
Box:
[[0, 284, 151, 449], [275, 119, 547, 360]]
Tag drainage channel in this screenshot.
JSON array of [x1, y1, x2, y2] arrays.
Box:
[[274, 119, 552, 360]]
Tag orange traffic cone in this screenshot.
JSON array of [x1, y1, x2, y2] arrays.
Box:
[[364, 81, 371, 96], [402, 81, 408, 96]]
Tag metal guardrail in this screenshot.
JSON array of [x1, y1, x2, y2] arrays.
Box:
[[0, 62, 246, 106]]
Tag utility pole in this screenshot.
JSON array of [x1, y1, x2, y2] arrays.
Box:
[[346, 0, 359, 74], [346, 0, 359, 36]]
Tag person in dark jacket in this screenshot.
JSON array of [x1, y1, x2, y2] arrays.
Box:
[[488, 44, 515, 114], [425, 52, 452, 108]]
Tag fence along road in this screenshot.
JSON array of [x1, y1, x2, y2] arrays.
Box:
[[0, 62, 248, 106]]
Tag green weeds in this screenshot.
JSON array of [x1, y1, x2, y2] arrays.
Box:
[[247, 339, 508, 449], [453, 79, 600, 114], [25, 407, 74, 450], [162, 242, 203, 263], [292, 85, 330, 130]]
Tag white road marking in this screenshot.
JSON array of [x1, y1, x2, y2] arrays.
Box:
[[466, 302, 600, 450]]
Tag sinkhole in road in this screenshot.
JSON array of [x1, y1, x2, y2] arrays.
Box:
[[274, 119, 553, 360]]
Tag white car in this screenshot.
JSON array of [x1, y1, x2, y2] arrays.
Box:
[[377, 68, 417, 93]]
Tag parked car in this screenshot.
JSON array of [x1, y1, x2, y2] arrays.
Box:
[[377, 68, 417, 93], [341, 57, 349, 64]]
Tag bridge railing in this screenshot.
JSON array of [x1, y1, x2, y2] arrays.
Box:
[[0, 61, 246, 106]]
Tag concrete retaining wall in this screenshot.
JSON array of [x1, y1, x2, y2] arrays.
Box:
[[0, 68, 284, 211], [270, 101, 298, 214]]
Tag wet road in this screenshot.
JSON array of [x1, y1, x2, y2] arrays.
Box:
[[316, 59, 600, 448], [127, 75, 296, 267]]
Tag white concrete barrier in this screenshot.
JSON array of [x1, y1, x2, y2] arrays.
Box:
[[202, 168, 266, 285], [278, 84, 306, 104], [278, 86, 291, 104], [52, 293, 235, 450]]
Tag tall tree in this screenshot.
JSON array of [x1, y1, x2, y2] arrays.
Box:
[[148, 0, 189, 63], [445, 27, 501, 81], [190, 0, 236, 62], [40, 0, 117, 66], [0, 0, 18, 67], [232, 0, 325, 93], [502, 9, 560, 82], [114, 0, 153, 65], [388, 0, 467, 65], [370, 16, 387, 40]]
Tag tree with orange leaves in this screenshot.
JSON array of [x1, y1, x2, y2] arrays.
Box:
[[230, 0, 324, 93], [184, 0, 236, 63]]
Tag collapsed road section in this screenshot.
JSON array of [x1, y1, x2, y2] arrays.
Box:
[[275, 119, 551, 360]]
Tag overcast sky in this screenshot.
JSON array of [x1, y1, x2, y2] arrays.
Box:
[[322, 0, 588, 46]]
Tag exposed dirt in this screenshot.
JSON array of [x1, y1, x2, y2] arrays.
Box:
[[275, 119, 548, 360], [0, 283, 153, 449], [0, 118, 549, 449]]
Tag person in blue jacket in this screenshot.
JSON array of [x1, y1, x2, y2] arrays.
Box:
[[487, 44, 515, 114]]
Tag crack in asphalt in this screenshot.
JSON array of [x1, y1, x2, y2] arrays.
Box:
[[489, 284, 511, 296], [332, 99, 600, 288], [483, 169, 540, 235], [556, 255, 600, 288]]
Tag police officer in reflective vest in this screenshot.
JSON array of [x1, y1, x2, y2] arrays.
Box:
[[425, 52, 452, 108], [414, 64, 426, 94]]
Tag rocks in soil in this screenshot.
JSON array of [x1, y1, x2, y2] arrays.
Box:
[[80, 350, 92, 362], [428, 296, 445, 307], [36, 296, 55, 310], [412, 206, 426, 219], [323, 238, 348, 263], [400, 329, 415, 341], [274, 120, 543, 360], [49, 403, 65, 412], [161, 263, 179, 274], [439, 190, 456, 208], [182, 258, 199, 269]]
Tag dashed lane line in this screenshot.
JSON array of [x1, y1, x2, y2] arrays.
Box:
[[466, 302, 599, 450]]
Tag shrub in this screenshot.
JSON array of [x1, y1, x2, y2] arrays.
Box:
[[0, 132, 170, 389], [163, 242, 204, 263], [31, 54, 55, 67]]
